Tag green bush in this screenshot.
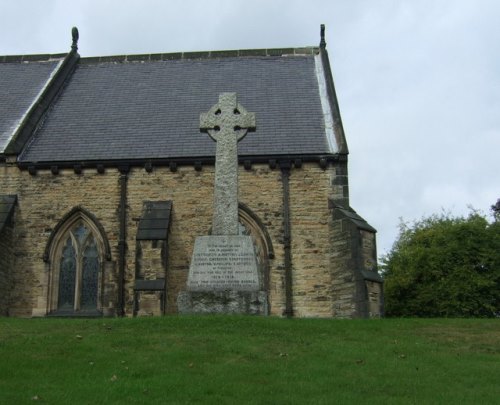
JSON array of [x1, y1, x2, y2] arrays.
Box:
[[382, 212, 500, 317]]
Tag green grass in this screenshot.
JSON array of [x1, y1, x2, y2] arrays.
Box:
[[0, 316, 499, 404]]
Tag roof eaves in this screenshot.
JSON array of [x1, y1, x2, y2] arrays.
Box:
[[338, 207, 377, 233], [17, 153, 342, 172]]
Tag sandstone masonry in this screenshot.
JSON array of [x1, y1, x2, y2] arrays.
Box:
[[0, 160, 381, 318]]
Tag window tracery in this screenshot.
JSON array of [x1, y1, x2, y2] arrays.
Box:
[[48, 212, 105, 315]]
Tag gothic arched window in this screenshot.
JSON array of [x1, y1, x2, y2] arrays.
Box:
[[47, 210, 107, 315], [238, 203, 274, 293]]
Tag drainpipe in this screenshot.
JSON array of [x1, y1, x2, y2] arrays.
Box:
[[280, 161, 293, 318], [118, 166, 129, 316]]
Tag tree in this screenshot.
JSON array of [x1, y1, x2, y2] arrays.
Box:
[[491, 198, 500, 222], [381, 212, 500, 317]]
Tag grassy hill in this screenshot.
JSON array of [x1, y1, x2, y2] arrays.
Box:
[[0, 316, 499, 404]]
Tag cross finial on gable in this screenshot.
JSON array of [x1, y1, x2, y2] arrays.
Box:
[[71, 27, 79, 52], [320, 24, 326, 49]]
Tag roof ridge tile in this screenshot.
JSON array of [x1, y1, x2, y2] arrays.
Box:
[[0, 53, 67, 63]]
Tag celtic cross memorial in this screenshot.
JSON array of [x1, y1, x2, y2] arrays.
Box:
[[185, 93, 260, 293]]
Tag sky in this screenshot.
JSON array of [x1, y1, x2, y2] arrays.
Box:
[[1, 0, 499, 257]]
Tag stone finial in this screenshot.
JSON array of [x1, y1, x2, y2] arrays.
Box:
[[71, 27, 79, 52], [320, 24, 326, 49]]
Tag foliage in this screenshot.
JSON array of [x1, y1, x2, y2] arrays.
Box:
[[0, 316, 499, 404], [382, 212, 500, 317], [492, 198, 500, 222]]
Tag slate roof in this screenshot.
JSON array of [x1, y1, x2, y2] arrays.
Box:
[[18, 49, 339, 163], [0, 58, 63, 153], [333, 206, 377, 233]]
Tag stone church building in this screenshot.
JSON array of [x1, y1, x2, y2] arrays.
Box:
[[0, 26, 383, 318]]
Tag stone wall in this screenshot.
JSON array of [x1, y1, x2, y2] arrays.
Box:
[[359, 230, 383, 317], [239, 165, 285, 315], [288, 166, 334, 317], [330, 160, 349, 207], [0, 165, 16, 315], [366, 281, 383, 317], [328, 202, 383, 318], [0, 160, 380, 318], [360, 230, 377, 273], [0, 163, 121, 316], [136, 240, 166, 280], [329, 210, 357, 318], [0, 222, 13, 315], [126, 165, 214, 315], [126, 164, 288, 315]]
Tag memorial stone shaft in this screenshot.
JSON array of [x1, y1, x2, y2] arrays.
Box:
[[200, 93, 256, 235]]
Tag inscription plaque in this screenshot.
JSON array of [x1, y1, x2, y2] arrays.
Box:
[[187, 235, 259, 291]]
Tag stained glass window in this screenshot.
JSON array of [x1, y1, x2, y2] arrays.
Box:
[[73, 224, 88, 244], [58, 237, 76, 310], [55, 221, 100, 313], [81, 238, 99, 310]]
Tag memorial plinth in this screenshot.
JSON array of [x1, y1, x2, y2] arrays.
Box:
[[177, 93, 267, 315], [187, 236, 259, 292]]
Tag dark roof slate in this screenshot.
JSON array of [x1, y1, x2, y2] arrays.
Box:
[[137, 201, 172, 240], [0, 60, 62, 153], [20, 52, 335, 163], [334, 206, 377, 233]]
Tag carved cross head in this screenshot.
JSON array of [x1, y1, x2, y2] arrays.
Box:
[[200, 93, 256, 142]]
